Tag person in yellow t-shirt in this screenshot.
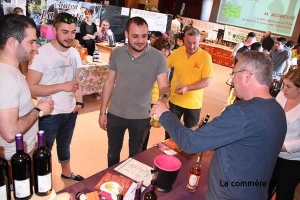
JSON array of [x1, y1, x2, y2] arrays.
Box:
[[142, 38, 172, 151], [165, 27, 213, 139]]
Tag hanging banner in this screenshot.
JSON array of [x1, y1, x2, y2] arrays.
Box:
[[130, 8, 168, 32], [27, 0, 102, 32], [181, 17, 224, 40]]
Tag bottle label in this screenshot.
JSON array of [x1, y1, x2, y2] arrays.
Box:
[[0, 185, 8, 200], [188, 174, 200, 187], [38, 173, 52, 192], [14, 178, 30, 198]]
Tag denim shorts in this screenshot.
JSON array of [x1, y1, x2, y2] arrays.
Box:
[[39, 112, 78, 163]]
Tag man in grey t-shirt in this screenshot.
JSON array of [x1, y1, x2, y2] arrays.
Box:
[[0, 14, 53, 160], [270, 37, 291, 75], [99, 17, 170, 167]]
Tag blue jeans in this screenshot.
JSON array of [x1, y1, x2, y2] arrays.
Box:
[[165, 102, 201, 139], [39, 112, 78, 163], [107, 113, 150, 167]]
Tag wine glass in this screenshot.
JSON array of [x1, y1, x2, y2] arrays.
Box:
[[174, 77, 182, 91]]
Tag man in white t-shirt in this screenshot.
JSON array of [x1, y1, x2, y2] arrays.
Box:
[[0, 14, 53, 160], [27, 13, 84, 182]]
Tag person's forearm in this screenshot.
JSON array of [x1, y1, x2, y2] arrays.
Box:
[[1, 109, 39, 142], [30, 84, 64, 97], [186, 77, 212, 91], [100, 82, 114, 113], [75, 85, 83, 103], [159, 86, 171, 97]]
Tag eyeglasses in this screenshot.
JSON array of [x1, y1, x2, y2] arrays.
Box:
[[56, 15, 77, 24], [229, 69, 247, 79]]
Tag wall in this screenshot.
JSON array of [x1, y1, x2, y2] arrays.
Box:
[[139, 0, 159, 7], [209, 0, 300, 43]]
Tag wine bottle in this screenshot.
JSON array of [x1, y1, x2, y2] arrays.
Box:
[[150, 94, 169, 128], [93, 48, 100, 62], [11, 133, 33, 200], [199, 114, 210, 128], [0, 155, 11, 200], [33, 130, 52, 196], [186, 153, 202, 192], [143, 172, 158, 200], [134, 181, 143, 200], [144, 0, 150, 11]]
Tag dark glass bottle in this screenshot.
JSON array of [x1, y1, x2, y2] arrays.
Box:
[[33, 130, 52, 196], [134, 181, 143, 200], [143, 172, 158, 200], [186, 153, 202, 192], [199, 114, 210, 128], [11, 133, 33, 200], [0, 155, 11, 200]]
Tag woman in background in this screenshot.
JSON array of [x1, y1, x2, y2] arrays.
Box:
[[142, 38, 172, 151], [80, 9, 97, 56], [268, 68, 300, 200]]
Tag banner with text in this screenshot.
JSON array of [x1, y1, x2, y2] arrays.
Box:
[[217, 0, 300, 36], [130, 8, 168, 32], [28, 0, 102, 32], [223, 25, 264, 43], [182, 17, 225, 40]]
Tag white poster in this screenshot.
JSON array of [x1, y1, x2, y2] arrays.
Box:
[[181, 17, 224, 40], [223, 25, 264, 43], [130, 9, 168, 33]]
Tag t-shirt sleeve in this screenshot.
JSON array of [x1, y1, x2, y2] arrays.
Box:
[[0, 74, 19, 109], [286, 50, 292, 60], [28, 50, 45, 73], [108, 48, 118, 72]]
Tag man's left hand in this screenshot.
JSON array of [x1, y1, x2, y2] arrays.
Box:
[[73, 105, 82, 113]]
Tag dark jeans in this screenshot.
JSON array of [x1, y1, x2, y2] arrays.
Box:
[[39, 112, 78, 163], [165, 102, 201, 139], [268, 157, 300, 200], [107, 113, 150, 167]]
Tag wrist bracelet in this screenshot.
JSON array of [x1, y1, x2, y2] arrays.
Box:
[[100, 112, 107, 115], [76, 102, 84, 108]]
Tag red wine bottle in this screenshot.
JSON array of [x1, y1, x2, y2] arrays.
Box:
[[0, 155, 11, 200], [143, 172, 158, 200], [11, 134, 33, 200], [134, 181, 143, 200], [33, 130, 52, 196]]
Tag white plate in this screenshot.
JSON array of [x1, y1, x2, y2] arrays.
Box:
[[100, 181, 120, 200]]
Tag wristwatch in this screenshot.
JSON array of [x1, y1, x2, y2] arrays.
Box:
[[33, 107, 43, 117]]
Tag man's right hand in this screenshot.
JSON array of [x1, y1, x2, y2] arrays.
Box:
[[63, 81, 79, 93], [98, 114, 107, 131], [36, 100, 54, 116]]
